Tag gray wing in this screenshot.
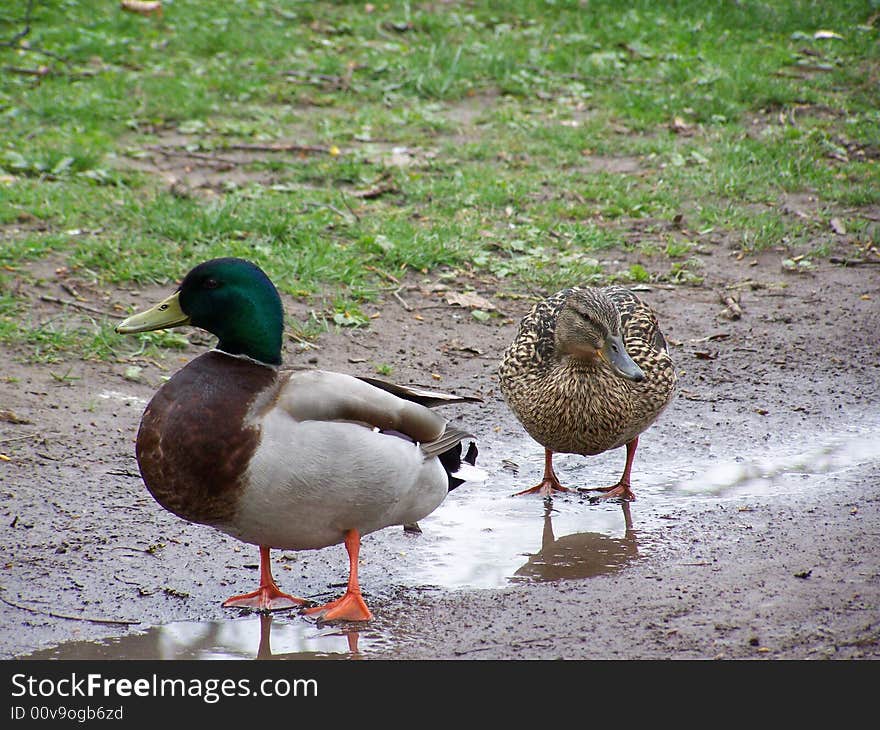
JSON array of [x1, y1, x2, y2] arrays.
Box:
[[355, 376, 483, 408], [275, 369, 448, 443]]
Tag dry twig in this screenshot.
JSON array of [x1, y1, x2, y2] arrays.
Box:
[[224, 142, 335, 155], [39, 295, 123, 319], [830, 257, 880, 266], [0, 591, 140, 626], [392, 288, 412, 311], [719, 292, 743, 320]]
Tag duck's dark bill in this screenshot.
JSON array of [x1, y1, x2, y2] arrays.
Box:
[[601, 335, 645, 382], [116, 291, 190, 334]]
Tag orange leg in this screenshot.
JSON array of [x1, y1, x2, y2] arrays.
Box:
[[222, 545, 307, 611], [304, 530, 372, 622], [584, 437, 638, 502], [513, 448, 572, 498]]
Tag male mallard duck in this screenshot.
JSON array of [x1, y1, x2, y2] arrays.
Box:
[[116, 257, 482, 621], [498, 286, 675, 500]]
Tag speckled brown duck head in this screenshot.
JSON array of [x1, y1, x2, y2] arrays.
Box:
[[554, 288, 645, 382]]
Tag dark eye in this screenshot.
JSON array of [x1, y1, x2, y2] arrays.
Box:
[[203, 278, 219, 290]]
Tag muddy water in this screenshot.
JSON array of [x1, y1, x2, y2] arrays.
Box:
[[21, 613, 373, 660], [672, 419, 880, 498], [399, 416, 880, 588], [17, 418, 880, 660]]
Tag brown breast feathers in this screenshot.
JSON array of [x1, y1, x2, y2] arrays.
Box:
[[135, 351, 278, 526]]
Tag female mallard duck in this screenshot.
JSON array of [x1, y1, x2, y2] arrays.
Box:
[[116, 257, 481, 621], [498, 286, 675, 500]]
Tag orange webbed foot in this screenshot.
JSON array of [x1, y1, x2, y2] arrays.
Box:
[[514, 448, 570, 498], [304, 590, 373, 622], [224, 545, 308, 611], [512, 478, 572, 498], [581, 482, 636, 502], [222, 586, 307, 612]]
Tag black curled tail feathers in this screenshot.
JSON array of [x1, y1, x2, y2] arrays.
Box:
[[358, 376, 482, 491], [438, 440, 479, 491], [420, 426, 480, 492]]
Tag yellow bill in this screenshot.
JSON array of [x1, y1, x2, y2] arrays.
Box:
[[115, 291, 190, 334]]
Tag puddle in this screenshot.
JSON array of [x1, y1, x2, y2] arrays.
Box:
[[509, 502, 638, 583], [663, 418, 880, 499], [394, 419, 880, 590], [19, 614, 372, 660], [392, 473, 640, 590]]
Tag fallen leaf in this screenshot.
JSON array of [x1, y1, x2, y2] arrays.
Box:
[[353, 183, 396, 199], [830, 217, 846, 235], [670, 116, 694, 135], [446, 291, 496, 311], [333, 311, 367, 327], [124, 366, 143, 382], [0, 410, 31, 425], [120, 0, 163, 18], [813, 29, 843, 40], [454, 345, 484, 356], [782, 257, 814, 272], [387, 146, 415, 167]]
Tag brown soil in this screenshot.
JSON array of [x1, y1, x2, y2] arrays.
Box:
[[1, 233, 879, 660]]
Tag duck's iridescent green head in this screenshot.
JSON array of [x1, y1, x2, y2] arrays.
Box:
[[116, 258, 284, 366]]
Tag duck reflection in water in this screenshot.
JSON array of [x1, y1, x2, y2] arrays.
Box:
[[512, 502, 638, 583], [255, 612, 362, 660]]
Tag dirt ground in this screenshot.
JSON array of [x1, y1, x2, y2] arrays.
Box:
[[1, 226, 879, 660]]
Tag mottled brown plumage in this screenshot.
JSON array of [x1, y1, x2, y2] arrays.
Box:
[[498, 286, 675, 500]]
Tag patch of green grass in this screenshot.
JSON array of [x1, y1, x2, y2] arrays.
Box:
[[373, 362, 394, 376], [1, 0, 878, 361], [696, 202, 812, 253], [624, 263, 652, 283]]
